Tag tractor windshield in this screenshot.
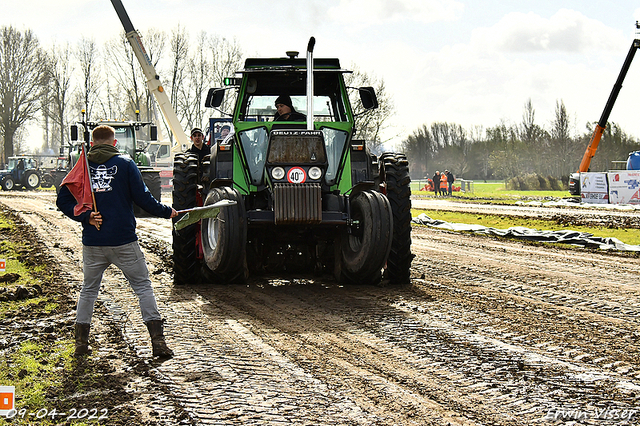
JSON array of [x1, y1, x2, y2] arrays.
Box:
[[244, 95, 336, 122], [113, 126, 136, 157], [238, 72, 350, 123]]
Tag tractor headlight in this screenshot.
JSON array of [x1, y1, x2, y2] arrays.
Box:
[[272, 167, 285, 180], [308, 166, 322, 180]]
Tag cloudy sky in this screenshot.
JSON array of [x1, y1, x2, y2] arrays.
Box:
[[4, 1, 640, 148]]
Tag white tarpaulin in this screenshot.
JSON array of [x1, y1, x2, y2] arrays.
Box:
[[608, 171, 640, 205], [412, 214, 640, 252], [580, 172, 609, 204]]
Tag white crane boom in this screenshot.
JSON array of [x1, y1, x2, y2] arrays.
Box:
[[110, 0, 190, 150]]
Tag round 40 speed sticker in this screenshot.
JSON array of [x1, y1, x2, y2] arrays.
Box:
[[287, 167, 307, 184]]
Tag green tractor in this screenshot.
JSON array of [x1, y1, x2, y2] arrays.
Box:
[[70, 113, 162, 216], [172, 39, 412, 285]]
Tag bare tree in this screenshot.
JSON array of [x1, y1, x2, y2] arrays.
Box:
[[402, 124, 435, 178], [46, 42, 74, 153], [519, 99, 549, 174], [0, 26, 47, 162], [104, 33, 146, 120], [168, 25, 189, 113], [550, 99, 575, 176], [345, 65, 394, 154], [207, 35, 243, 114], [180, 32, 210, 130], [75, 37, 101, 121]]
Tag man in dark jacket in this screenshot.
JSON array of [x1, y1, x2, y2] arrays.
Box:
[[186, 127, 211, 161], [432, 171, 441, 196], [274, 95, 306, 121], [446, 170, 454, 196], [57, 125, 178, 358]]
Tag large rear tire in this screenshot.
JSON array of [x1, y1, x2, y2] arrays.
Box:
[[172, 154, 201, 285], [339, 190, 392, 285], [40, 174, 53, 188], [24, 171, 40, 190], [201, 187, 248, 284], [136, 170, 162, 218], [382, 153, 413, 284]]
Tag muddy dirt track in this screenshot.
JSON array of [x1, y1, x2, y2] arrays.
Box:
[[1, 190, 640, 425]]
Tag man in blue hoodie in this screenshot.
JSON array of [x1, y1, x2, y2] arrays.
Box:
[[57, 125, 178, 358]]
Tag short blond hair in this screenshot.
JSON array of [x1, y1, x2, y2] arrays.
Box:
[[92, 125, 116, 144]]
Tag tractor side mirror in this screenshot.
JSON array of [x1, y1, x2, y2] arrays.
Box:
[[205, 88, 225, 108], [70, 125, 79, 141], [150, 125, 158, 141], [359, 87, 379, 110]]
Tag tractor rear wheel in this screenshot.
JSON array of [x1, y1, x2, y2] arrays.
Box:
[[24, 171, 40, 190], [339, 190, 392, 285], [201, 187, 248, 284], [136, 170, 162, 217], [382, 153, 413, 284], [172, 154, 201, 285], [41, 174, 53, 188]]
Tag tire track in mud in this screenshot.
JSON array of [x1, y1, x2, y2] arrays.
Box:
[[186, 279, 639, 425], [100, 278, 381, 425]]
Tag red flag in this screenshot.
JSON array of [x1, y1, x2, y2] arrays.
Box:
[[61, 146, 94, 216]]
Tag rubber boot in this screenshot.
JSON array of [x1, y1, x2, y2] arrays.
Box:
[[74, 323, 91, 356], [145, 320, 174, 358]]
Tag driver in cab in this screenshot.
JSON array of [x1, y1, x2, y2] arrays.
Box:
[[274, 95, 306, 122]]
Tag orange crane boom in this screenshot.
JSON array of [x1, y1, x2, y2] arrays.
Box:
[[578, 38, 640, 173]]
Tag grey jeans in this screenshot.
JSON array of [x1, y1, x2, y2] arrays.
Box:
[[77, 241, 161, 324]]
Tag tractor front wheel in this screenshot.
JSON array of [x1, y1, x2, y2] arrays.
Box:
[[1, 176, 15, 191], [338, 190, 392, 285], [201, 187, 248, 284]]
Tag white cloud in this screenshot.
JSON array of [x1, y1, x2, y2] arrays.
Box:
[[472, 9, 624, 53], [328, 0, 463, 26], [375, 7, 640, 143]]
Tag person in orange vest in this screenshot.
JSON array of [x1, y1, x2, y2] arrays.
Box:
[[439, 171, 448, 196]]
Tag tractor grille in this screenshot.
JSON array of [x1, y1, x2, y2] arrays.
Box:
[[274, 183, 322, 224]]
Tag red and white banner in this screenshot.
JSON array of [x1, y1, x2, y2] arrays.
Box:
[[608, 171, 640, 205]]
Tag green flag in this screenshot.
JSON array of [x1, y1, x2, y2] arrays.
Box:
[[173, 200, 236, 231]]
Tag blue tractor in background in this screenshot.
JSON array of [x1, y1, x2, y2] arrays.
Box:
[[0, 156, 41, 191]]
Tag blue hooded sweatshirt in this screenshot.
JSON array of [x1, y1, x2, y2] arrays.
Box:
[[57, 145, 172, 247]]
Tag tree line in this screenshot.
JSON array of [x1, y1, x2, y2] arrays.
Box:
[[0, 24, 246, 163], [0, 25, 388, 165], [401, 99, 640, 184], [2, 24, 638, 181]]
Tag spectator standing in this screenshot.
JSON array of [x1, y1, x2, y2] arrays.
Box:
[[439, 171, 448, 196], [446, 170, 455, 196], [432, 171, 441, 196]]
